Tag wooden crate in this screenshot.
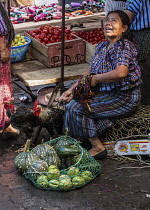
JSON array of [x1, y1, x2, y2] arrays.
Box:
[[25, 32, 85, 68], [71, 27, 99, 64], [85, 42, 97, 64]]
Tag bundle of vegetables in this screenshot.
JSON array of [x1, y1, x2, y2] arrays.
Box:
[[15, 135, 101, 191]]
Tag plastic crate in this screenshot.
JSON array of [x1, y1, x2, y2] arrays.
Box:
[[11, 37, 31, 63]]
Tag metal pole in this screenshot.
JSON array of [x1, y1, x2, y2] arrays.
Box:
[[7, 0, 10, 17], [60, 0, 65, 94]]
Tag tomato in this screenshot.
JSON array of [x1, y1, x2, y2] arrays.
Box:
[[97, 27, 104, 31], [53, 35, 58, 39], [65, 29, 71, 34], [99, 31, 104, 35], [34, 35, 39, 40], [33, 29, 40, 34], [39, 33, 46, 39], [94, 37, 99, 42], [47, 34, 52, 39], [43, 29, 49, 35], [89, 38, 94, 42], [49, 28, 54, 34], [44, 37, 49, 43], [31, 32, 36, 37], [50, 37, 55, 43], [39, 25, 44, 30]]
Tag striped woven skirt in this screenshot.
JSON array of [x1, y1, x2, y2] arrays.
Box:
[[64, 86, 141, 138]]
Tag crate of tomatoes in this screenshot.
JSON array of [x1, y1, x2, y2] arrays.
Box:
[[71, 27, 107, 64], [25, 25, 85, 68]]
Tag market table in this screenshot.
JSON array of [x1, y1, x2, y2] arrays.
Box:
[[12, 60, 89, 100], [13, 12, 105, 34]]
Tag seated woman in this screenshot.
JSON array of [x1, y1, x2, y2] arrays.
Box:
[[59, 10, 141, 160]]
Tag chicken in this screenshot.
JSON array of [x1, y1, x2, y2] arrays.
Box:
[[10, 106, 37, 139], [33, 100, 64, 137]]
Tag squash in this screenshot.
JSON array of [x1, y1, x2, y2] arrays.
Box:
[[47, 166, 60, 180], [14, 140, 39, 173], [48, 179, 60, 189], [72, 176, 85, 187], [44, 148, 61, 169], [56, 146, 80, 158], [59, 178, 72, 191], [54, 131, 70, 150], [31, 143, 53, 160], [27, 160, 48, 178], [36, 175, 49, 188]]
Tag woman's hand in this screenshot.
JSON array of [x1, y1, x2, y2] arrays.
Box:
[[59, 89, 74, 103], [91, 75, 99, 87], [0, 48, 10, 63]]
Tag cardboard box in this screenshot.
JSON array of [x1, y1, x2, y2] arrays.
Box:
[[25, 31, 85, 67]]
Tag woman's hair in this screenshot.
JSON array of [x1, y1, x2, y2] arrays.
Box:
[[107, 10, 134, 42], [0, 2, 15, 46]]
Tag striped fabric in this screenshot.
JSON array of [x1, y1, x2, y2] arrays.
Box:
[[63, 39, 141, 138], [0, 12, 8, 36], [64, 87, 141, 138], [105, 0, 126, 16], [125, 0, 150, 30], [0, 37, 13, 131], [90, 39, 141, 91]]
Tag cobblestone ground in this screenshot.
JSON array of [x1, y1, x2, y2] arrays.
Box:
[[0, 77, 150, 210], [1, 18, 150, 208]]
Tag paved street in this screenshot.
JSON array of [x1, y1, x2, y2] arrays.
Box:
[[1, 18, 150, 210], [0, 59, 150, 210]]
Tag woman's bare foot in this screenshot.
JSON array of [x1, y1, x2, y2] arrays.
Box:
[[88, 136, 106, 156], [3, 124, 20, 134], [88, 147, 105, 156]]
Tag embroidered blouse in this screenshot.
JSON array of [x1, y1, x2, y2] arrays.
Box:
[[0, 12, 8, 36], [90, 39, 141, 91]]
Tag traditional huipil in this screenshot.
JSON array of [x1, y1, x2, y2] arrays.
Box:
[[0, 2, 15, 131], [64, 39, 141, 138]]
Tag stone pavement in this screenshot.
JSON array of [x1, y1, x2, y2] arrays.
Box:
[[1, 61, 150, 209], [1, 25, 150, 208], [1, 150, 150, 210]]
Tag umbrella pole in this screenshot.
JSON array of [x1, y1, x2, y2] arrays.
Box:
[[60, 0, 65, 95]]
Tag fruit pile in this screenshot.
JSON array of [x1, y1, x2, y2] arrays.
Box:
[[27, 25, 75, 45], [14, 136, 101, 191], [72, 27, 107, 45], [11, 34, 28, 46]]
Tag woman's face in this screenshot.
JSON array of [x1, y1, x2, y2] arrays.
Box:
[[104, 12, 128, 41]]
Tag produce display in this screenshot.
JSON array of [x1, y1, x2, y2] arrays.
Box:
[[27, 25, 75, 45], [10, 1, 104, 24], [72, 27, 107, 45], [11, 35, 31, 63], [11, 34, 28, 46], [15, 136, 101, 191]]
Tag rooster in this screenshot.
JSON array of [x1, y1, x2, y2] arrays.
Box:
[[33, 100, 64, 137]]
